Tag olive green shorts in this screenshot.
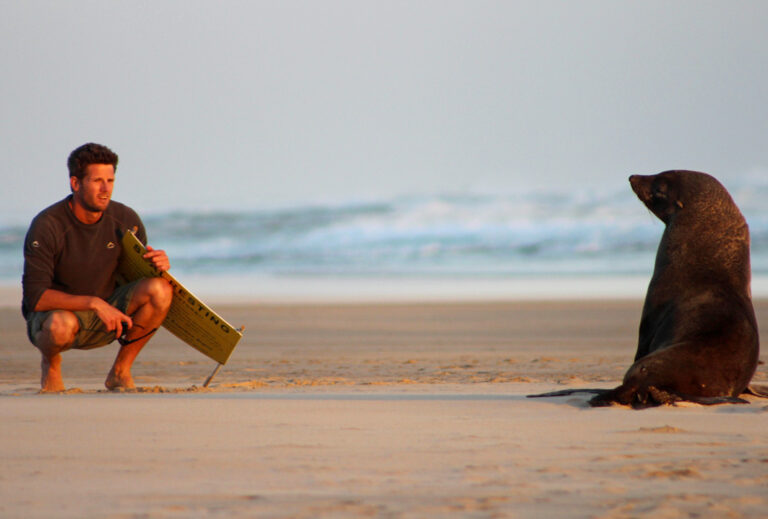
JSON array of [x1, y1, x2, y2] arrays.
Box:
[[26, 281, 140, 350]]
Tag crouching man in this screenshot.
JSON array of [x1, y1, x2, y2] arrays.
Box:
[[22, 143, 173, 392]]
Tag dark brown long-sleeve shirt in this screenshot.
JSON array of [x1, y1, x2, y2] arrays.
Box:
[[22, 196, 146, 318]]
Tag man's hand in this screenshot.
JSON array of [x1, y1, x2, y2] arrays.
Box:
[[91, 298, 133, 339], [144, 246, 170, 272]]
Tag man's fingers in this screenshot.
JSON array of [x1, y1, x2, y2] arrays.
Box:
[[116, 314, 132, 338], [102, 310, 132, 337], [143, 247, 170, 271]]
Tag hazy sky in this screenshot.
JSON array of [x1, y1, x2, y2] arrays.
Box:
[[2, 1, 767, 223]]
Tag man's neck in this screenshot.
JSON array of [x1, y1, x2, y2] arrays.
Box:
[[68, 197, 104, 225]]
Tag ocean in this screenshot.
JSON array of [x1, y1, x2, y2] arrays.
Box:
[[3, 181, 768, 300]]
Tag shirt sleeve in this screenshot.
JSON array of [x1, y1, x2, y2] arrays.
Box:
[[136, 217, 147, 245], [21, 216, 58, 317], [116, 205, 147, 245], [128, 208, 147, 245]]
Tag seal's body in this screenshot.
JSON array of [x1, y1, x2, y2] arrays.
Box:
[[528, 170, 766, 407], [590, 171, 759, 407]]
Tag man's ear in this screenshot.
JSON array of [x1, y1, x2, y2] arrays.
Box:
[[70, 176, 79, 193]]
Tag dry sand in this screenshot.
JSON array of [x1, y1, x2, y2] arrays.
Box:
[[1, 299, 767, 518]]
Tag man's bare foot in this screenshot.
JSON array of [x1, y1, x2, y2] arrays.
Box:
[[105, 368, 136, 391], [41, 355, 65, 392]]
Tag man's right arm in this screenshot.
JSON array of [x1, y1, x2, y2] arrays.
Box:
[[35, 289, 132, 338]]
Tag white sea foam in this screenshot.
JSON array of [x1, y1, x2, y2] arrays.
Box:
[[2, 183, 768, 295]]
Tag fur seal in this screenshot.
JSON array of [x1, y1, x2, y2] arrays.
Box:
[[530, 170, 767, 408]]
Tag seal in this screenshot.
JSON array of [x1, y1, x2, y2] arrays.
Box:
[[530, 170, 767, 408]]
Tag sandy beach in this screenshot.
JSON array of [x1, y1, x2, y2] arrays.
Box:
[[1, 298, 767, 518]]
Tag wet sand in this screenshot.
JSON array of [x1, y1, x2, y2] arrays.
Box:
[[1, 299, 767, 518]]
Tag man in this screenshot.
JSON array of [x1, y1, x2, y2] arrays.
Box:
[[22, 143, 173, 392]]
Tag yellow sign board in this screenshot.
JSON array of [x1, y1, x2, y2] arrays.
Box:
[[116, 230, 242, 364]]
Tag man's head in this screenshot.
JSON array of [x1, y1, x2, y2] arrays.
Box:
[[67, 143, 118, 186], [67, 143, 119, 217]]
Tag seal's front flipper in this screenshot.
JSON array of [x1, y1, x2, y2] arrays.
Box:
[[744, 384, 768, 398], [527, 388, 610, 398], [588, 385, 684, 408], [588, 386, 749, 408]]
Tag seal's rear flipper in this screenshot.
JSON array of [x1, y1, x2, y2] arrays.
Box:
[[528, 387, 752, 407], [527, 388, 610, 398], [744, 384, 768, 398], [682, 395, 750, 405]]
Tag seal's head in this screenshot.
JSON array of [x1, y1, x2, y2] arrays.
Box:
[[629, 170, 740, 227], [629, 171, 682, 224]]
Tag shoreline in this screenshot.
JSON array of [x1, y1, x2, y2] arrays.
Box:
[[5, 274, 768, 306], [1, 274, 652, 308]]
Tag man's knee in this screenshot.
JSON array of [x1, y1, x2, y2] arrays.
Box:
[[39, 311, 79, 349], [143, 277, 173, 311]]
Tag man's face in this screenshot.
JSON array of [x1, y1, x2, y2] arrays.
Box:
[[71, 163, 115, 213]]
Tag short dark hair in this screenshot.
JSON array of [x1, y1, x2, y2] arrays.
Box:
[[67, 143, 119, 181]]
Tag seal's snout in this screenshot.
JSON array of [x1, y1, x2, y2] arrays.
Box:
[[629, 175, 650, 200]]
